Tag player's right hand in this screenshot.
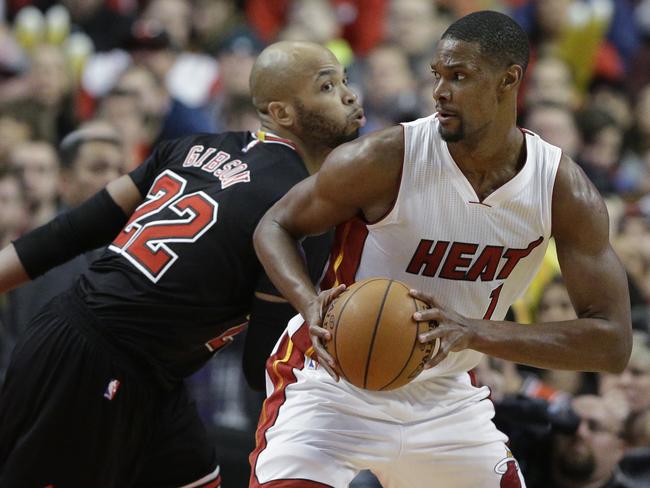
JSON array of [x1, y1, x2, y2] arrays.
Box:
[[306, 284, 346, 381]]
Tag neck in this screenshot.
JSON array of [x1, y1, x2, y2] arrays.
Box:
[[447, 123, 523, 175], [259, 124, 331, 175]]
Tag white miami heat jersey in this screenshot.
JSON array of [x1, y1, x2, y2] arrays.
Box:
[[319, 113, 562, 379]]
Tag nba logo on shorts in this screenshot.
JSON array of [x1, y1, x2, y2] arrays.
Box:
[[103, 379, 121, 400]]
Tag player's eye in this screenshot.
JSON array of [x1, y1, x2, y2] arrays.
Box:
[[321, 81, 334, 92], [342, 77, 349, 86], [454, 72, 466, 81]]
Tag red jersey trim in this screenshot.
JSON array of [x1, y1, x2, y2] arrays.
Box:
[[254, 130, 297, 151], [320, 218, 369, 289], [249, 325, 311, 487]]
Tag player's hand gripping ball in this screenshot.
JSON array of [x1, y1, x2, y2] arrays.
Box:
[[322, 278, 439, 390]]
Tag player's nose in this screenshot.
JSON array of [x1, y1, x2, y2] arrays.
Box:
[[432, 80, 451, 102], [342, 85, 358, 105]]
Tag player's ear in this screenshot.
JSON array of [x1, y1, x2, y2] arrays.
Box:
[[267, 101, 295, 128], [500, 64, 523, 94]]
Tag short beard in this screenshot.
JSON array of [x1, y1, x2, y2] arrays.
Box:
[[438, 123, 464, 143], [294, 99, 359, 149], [555, 453, 596, 482]]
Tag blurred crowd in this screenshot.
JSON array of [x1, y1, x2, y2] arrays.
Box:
[[0, 0, 649, 486]]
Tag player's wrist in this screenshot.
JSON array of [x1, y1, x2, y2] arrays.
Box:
[[298, 292, 322, 325], [465, 317, 485, 351]]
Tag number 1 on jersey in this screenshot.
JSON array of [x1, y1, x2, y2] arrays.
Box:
[[483, 284, 503, 320]]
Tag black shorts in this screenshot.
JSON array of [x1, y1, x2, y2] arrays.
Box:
[[0, 291, 219, 488]]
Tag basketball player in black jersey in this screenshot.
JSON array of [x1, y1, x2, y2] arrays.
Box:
[[0, 41, 365, 487]]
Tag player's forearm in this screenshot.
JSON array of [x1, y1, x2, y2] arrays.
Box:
[[470, 317, 631, 373], [0, 244, 31, 293], [253, 216, 318, 317]]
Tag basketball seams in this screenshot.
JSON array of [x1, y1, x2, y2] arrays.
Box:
[[327, 278, 434, 391], [379, 293, 423, 391], [330, 278, 384, 382], [362, 280, 394, 389]]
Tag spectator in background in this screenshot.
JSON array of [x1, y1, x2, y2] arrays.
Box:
[[524, 55, 580, 111], [513, 0, 638, 93], [212, 30, 264, 130], [111, 64, 168, 144], [627, 0, 650, 95], [613, 209, 650, 308], [97, 83, 150, 170], [6, 43, 78, 144], [384, 0, 446, 77], [600, 332, 650, 417], [58, 119, 124, 206], [137, 1, 219, 110], [142, 0, 192, 49], [60, 0, 134, 52], [0, 107, 33, 168], [524, 102, 582, 159], [361, 43, 419, 130], [190, 0, 243, 53], [95, 59, 216, 170], [246, 0, 386, 56], [0, 22, 29, 106], [618, 85, 650, 198], [221, 95, 261, 133], [273, 0, 357, 85], [625, 407, 650, 448], [576, 106, 624, 196], [4, 121, 124, 355], [9, 140, 60, 229], [546, 394, 631, 488], [619, 405, 650, 488], [278, 0, 341, 46], [589, 81, 634, 135]]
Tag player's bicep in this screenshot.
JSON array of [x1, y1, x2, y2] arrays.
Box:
[[266, 128, 403, 238], [268, 172, 360, 239], [552, 156, 630, 323], [557, 241, 629, 322]]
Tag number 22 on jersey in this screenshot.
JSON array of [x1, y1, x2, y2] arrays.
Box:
[[109, 170, 219, 283]]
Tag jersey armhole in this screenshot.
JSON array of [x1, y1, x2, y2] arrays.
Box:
[[546, 147, 563, 237], [362, 124, 407, 227]]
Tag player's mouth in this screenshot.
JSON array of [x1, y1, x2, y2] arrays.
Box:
[[350, 108, 366, 127], [436, 108, 458, 123]]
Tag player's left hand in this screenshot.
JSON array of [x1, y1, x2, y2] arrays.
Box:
[[409, 289, 479, 369]]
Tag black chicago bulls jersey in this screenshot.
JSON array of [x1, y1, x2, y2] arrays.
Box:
[[76, 131, 325, 385]]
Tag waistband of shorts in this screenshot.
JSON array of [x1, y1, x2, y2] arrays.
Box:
[[53, 288, 162, 387]]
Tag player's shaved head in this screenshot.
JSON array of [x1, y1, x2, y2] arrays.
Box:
[[250, 41, 337, 114]]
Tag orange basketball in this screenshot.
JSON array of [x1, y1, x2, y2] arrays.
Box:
[[322, 278, 439, 391]]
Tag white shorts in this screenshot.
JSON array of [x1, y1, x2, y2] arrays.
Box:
[[249, 317, 526, 488]]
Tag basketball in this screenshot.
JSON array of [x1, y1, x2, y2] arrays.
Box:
[[322, 278, 440, 391]]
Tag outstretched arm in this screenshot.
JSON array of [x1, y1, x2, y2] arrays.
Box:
[[0, 175, 142, 294], [414, 155, 632, 373]]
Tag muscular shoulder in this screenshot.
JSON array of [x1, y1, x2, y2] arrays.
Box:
[[316, 126, 404, 212], [552, 154, 609, 253], [323, 125, 404, 172]]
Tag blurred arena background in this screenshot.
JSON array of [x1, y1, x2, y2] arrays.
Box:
[[0, 1, 649, 486]]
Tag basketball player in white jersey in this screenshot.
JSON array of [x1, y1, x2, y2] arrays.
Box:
[[249, 11, 632, 488]]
